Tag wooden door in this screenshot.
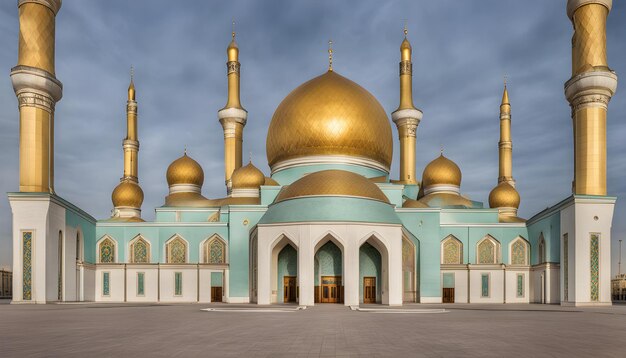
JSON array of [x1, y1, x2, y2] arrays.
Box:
[[211, 287, 223, 302], [442, 288, 454, 303], [283, 276, 297, 303], [363, 277, 376, 304], [321, 276, 341, 303]]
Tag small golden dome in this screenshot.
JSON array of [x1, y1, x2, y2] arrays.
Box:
[[418, 192, 473, 209], [489, 182, 520, 209], [402, 198, 428, 208], [266, 71, 393, 170], [112, 180, 144, 208], [231, 161, 265, 189], [275, 170, 389, 203], [422, 154, 462, 188], [166, 153, 204, 187]]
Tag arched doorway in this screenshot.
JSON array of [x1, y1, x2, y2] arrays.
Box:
[[314, 240, 343, 303], [359, 242, 381, 304], [277, 245, 297, 303]]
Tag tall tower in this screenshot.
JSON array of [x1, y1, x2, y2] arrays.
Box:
[[111, 70, 144, 221], [217, 26, 247, 193], [10, 0, 63, 193], [498, 83, 515, 187], [391, 27, 422, 184], [489, 83, 521, 222], [565, 0, 617, 195], [560, 0, 617, 306]]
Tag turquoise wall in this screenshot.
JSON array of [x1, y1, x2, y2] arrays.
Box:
[[359, 242, 381, 303], [277, 244, 297, 303], [314, 241, 342, 285], [66, 209, 96, 263], [211, 271, 223, 286], [527, 211, 561, 264]]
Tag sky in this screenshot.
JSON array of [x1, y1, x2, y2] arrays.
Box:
[[0, 0, 624, 273]]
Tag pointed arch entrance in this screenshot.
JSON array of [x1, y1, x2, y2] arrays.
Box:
[[270, 235, 298, 304], [314, 235, 344, 303]]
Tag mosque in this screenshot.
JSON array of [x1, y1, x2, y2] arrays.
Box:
[[8, 0, 617, 306]]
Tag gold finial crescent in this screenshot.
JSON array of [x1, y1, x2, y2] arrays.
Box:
[[184, 146, 187, 156], [232, 19, 236, 39], [130, 65, 134, 82], [328, 39, 333, 72], [249, 151, 252, 163], [403, 19, 408, 37], [503, 74, 508, 87]]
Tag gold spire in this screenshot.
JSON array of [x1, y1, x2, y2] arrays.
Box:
[[397, 26, 416, 111], [498, 81, 514, 187], [224, 22, 242, 110], [227, 20, 239, 62], [128, 65, 135, 100], [328, 40, 333, 72]]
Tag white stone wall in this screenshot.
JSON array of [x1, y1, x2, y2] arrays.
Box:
[[95, 266, 125, 302], [504, 268, 530, 303], [256, 223, 403, 306], [159, 266, 198, 302], [469, 267, 504, 303], [561, 197, 614, 306]]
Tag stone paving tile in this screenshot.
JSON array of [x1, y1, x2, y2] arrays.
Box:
[[0, 303, 626, 357]]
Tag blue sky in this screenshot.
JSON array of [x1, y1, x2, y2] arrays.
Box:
[[0, 1, 624, 272]]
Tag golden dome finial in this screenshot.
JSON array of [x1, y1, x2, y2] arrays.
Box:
[[227, 20, 239, 62], [184, 146, 187, 156], [328, 39, 333, 72], [403, 19, 408, 38], [128, 65, 135, 100], [232, 19, 236, 40], [501, 76, 510, 106]]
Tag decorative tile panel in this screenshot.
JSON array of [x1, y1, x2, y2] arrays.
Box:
[[478, 240, 495, 264], [517, 274, 524, 298], [590, 234, 599, 302], [481, 274, 489, 297], [167, 237, 187, 264], [443, 238, 462, 265], [174, 272, 182, 296], [208, 239, 225, 264], [23, 231, 32, 300], [103, 272, 110, 296], [99, 238, 115, 263], [131, 238, 149, 263], [511, 240, 527, 265], [137, 272, 144, 296]]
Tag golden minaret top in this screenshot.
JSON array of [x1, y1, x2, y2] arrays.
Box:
[[128, 65, 135, 101], [397, 26, 416, 111], [224, 20, 243, 110]]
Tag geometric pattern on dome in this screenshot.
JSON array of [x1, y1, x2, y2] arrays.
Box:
[[266, 71, 393, 169], [274, 170, 390, 203]]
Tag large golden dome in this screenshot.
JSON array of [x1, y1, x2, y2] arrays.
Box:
[[166, 153, 204, 187], [275, 170, 389, 203], [112, 180, 144, 208], [231, 161, 265, 189], [266, 71, 393, 169], [489, 182, 520, 209], [422, 154, 462, 187]]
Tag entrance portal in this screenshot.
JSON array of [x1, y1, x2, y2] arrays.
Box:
[[320, 276, 342, 303], [363, 277, 376, 304], [442, 288, 455, 303], [283, 276, 297, 302]]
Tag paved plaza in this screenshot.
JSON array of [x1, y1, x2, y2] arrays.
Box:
[[1, 301, 625, 357]]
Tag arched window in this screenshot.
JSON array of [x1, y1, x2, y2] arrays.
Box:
[[130, 236, 150, 263], [441, 236, 463, 264], [99, 237, 116, 263], [166, 236, 187, 264], [204, 236, 226, 264], [477, 236, 500, 264], [510, 237, 529, 265], [538, 233, 546, 264]]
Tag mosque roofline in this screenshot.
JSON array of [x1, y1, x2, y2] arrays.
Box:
[[8, 192, 96, 224], [526, 194, 617, 225]]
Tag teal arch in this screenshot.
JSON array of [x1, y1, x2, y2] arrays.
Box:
[[277, 244, 297, 303], [359, 242, 381, 303], [314, 241, 342, 286]]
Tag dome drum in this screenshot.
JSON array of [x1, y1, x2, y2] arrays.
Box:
[[423, 184, 460, 196], [169, 183, 201, 195]]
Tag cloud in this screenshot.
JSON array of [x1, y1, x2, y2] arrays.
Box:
[[0, 0, 624, 273]]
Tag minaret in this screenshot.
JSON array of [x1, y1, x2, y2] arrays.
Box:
[[565, 0, 617, 195], [498, 81, 515, 187], [217, 23, 248, 194], [10, 0, 63, 193], [111, 70, 144, 221], [391, 26, 423, 184]]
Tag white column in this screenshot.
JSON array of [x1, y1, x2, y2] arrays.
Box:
[[387, 238, 403, 306], [257, 239, 271, 305], [343, 240, 359, 306], [223, 269, 229, 302], [298, 238, 314, 306]]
